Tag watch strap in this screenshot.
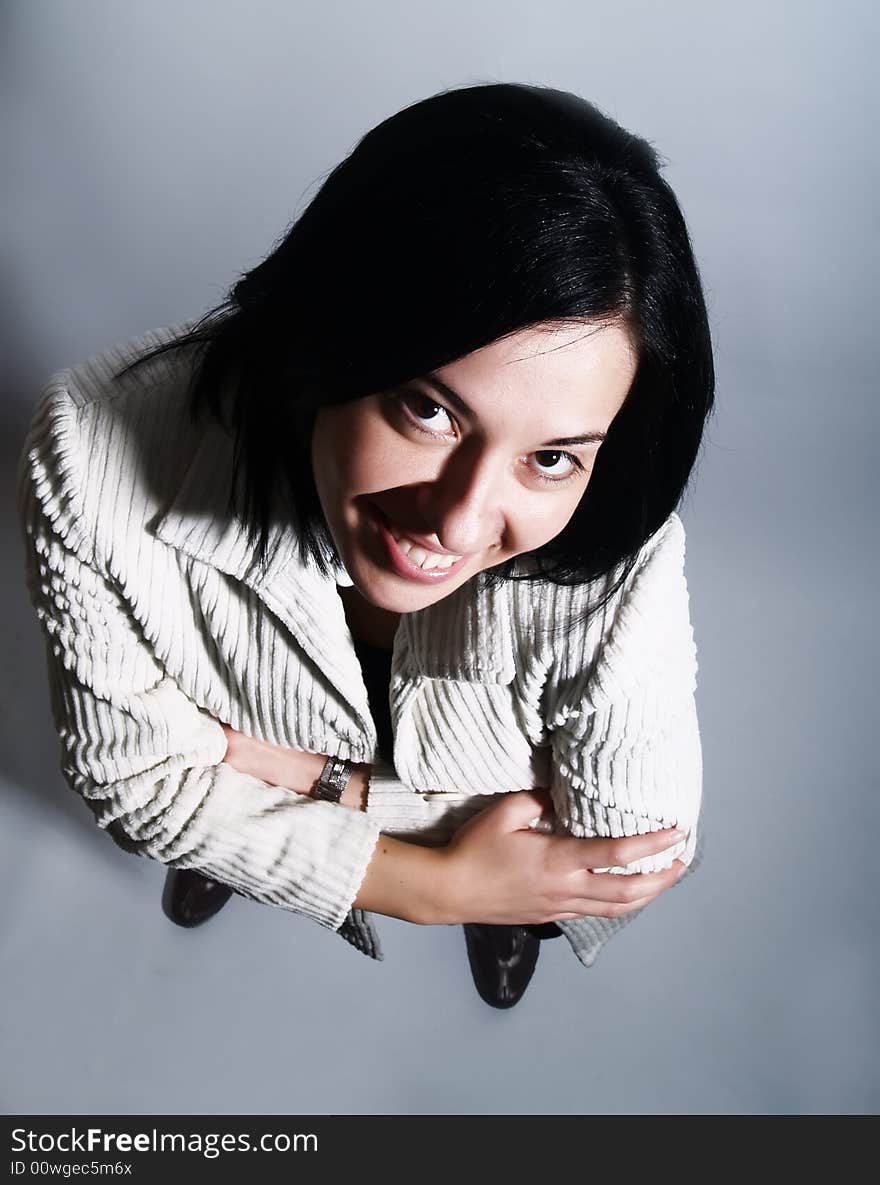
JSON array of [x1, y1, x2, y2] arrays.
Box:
[[313, 755, 356, 803]]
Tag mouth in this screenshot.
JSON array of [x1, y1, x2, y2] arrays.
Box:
[[366, 504, 469, 584]]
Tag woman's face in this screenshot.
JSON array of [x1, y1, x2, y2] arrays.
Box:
[[311, 321, 637, 615]]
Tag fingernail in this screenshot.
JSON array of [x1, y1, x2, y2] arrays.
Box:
[[529, 817, 554, 833], [670, 829, 686, 841]]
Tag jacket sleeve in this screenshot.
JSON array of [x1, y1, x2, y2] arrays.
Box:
[[544, 512, 704, 966], [18, 451, 383, 933]]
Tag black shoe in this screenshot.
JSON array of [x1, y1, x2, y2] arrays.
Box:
[[524, 922, 563, 940], [463, 923, 541, 1009], [162, 868, 233, 928]]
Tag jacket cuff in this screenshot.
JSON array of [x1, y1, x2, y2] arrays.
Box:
[[364, 759, 493, 845], [300, 801, 384, 932]]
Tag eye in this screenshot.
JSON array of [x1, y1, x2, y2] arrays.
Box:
[[529, 450, 585, 485], [392, 390, 586, 487], [396, 391, 456, 437]]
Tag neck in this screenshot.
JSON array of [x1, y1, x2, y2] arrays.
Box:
[[337, 584, 400, 651]]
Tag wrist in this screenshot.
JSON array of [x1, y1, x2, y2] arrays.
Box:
[[356, 839, 454, 925], [411, 845, 460, 925], [306, 755, 369, 812], [220, 725, 369, 812], [339, 763, 369, 812]]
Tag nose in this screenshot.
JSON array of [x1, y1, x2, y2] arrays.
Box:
[[414, 440, 505, 557]]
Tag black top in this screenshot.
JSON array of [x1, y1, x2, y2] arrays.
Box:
[[352, 636, 394, 765]]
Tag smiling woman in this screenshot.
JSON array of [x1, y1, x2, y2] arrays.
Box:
[[18, 82, 714, 1009], [310, 322, 637, 619]]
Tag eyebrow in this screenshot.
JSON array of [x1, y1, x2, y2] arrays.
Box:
[[418, 374, 607, 447]]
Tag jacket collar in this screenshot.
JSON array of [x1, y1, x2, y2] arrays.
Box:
[[150, 404, 517, 692]]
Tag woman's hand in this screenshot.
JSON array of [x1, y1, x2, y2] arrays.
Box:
[[436, 787, 687, 926], [219, 724, 367, 810]]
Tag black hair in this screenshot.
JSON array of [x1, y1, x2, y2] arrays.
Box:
[[118, 81, 714, 619]]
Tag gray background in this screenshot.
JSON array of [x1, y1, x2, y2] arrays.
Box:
[[3, 1, 877, 1115]]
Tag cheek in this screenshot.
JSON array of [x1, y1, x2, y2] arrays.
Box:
[[341, 423, 397, 498], [333, 407, 431, 499], [511, 489, 585, 552], [314, 405, 384, 499]]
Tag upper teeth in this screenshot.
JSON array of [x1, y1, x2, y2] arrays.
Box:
[[388, 523, 462, 570]]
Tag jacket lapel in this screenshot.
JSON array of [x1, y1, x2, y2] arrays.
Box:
[[150, 412, 373, 730], [395, 576, 516, 683]]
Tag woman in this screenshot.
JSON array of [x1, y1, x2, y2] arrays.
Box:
[[17, 82, 713, 1009]]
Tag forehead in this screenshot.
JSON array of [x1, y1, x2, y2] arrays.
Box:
[[431, 321, 637, 430]]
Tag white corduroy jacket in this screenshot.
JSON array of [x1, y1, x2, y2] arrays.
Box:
[[17, 325, 704, 967]]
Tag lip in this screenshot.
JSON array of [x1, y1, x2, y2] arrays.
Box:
[[367, 505, 469, 584]]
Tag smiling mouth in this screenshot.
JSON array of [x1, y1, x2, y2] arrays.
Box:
[[384, 521, 462, 570], [366, 504, 468, 581]]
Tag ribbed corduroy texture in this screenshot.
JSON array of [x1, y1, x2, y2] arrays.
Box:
[[17, 325, 704, 967]]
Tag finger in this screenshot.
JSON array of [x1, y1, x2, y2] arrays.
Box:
[[500, 787, 555, 826], [569, 827, 686, 871], [577, 860, 686, 904], [560, 884, 670, 921], [554, 895, 657, 921]]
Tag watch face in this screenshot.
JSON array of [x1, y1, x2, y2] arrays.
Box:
[[315, 757, 350, 802]]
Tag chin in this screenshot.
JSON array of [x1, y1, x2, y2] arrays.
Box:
[[352, 563, 468, 613]]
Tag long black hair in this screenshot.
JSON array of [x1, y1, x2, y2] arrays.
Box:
[[118, 81, 714, 610]]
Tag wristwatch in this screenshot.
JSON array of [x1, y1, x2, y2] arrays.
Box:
[[312, 755, 357, 803]]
